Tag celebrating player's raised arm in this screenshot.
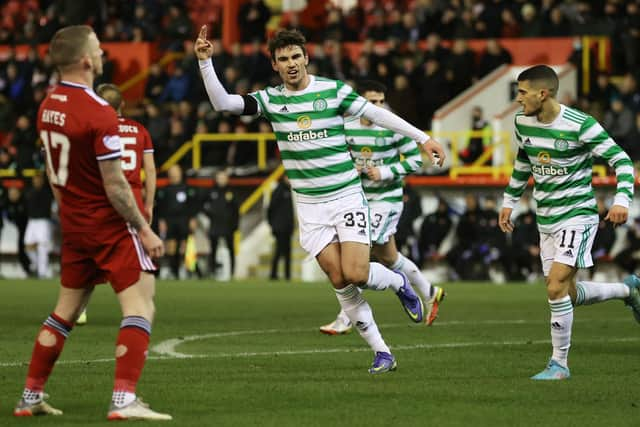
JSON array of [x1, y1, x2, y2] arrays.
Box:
[[196, 25, 257, 115]]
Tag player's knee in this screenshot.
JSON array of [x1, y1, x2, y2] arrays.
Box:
[[327, 271, 346, 288], [545, 278, 566, 300], [343, 266, 368, 286]]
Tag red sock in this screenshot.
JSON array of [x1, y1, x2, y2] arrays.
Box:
[[113, 316, 151, 393], [25, 313, 73, 392]]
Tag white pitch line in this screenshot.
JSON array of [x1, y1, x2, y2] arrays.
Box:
[[2, 337, 639, 368], [0, 318, 636, 368]]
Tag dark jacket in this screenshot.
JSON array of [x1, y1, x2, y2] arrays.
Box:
[[203, 184, 239, 236], [267, 181, 294, 235]]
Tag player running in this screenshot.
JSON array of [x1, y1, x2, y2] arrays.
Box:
[[320, 80, 445, 335], [195, 27, 445, 374]]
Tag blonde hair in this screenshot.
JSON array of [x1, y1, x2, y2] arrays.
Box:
[[49, 25, 93, 69]]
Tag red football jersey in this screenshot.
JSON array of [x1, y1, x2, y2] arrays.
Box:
[[117, 117, 154, 189], [38, 81, 123, 233]]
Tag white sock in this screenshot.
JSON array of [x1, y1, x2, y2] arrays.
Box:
[[575, 281, 630, 306], [112, 390, 136, 408], [549, 296, 573, 368], [336, 309, 351, 326], [363, 262, 403, 292], [391, 253, 433, 300], [334, 285, 390, 353]]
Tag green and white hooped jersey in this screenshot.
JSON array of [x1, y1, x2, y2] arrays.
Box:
[[250, 75, 368, 203], [345, 118, 422, 205], [503, 104, 634, 233]]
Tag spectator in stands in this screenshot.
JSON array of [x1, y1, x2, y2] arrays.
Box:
[[245, 39, 272, 85], [24, 172, 53, 278], [144, 63, 168, 102], [509, 205, 540, 281], [475, 0, 505, 38], [590, 72, 620, 113], [156, 164, 197, 279], [164, 4, 193, 49], [501, 7, 521, 37], [238, 0, 272, 43], [160, 65, 190, 103], [591, 196, 617, 277], [1, 62, 30, 114], [619, 73, 640, 114], [144, 103, 169, 155], [202, 169, 239, 278], [423, 33, 450, 64], [476, 38, 512, 78], [395, 183, 422, 263], [133, 3, 158, 41], [543, 6, 572, 37], [418, 197, 453, 266], [445, 38, 476, 97], [268, 175, 294, 281], [416, 58, 449, 130], [6, 185, 30, 277], [11, 114, 38, 172], [387, 75, 419, 127], [451, 8, 476, 39], [459, 106, 491, 165], [364, 9, 389, 41], [603, 97, 635, 149]]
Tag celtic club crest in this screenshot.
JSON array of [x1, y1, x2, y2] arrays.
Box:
[[312, 98, 327, 112]]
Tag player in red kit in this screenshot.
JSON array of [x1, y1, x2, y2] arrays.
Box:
[[96, 83, 156, 223], [67, 83, 158, 326], [13, 25, 171, 421]]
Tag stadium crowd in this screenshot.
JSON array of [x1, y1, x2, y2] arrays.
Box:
[[1, 0, 640, 279]]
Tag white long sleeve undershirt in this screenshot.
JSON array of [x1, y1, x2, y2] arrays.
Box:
[[199, 58, 245, 114]]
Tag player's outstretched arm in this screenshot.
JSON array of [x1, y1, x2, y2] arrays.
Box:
[[196, 25, 247, 114], [99, 158, 164, 258], [360, 103, 445, 167]]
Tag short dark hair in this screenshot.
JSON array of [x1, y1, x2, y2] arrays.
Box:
[[267, 29, 307, 59], [357, 80, 387, 94], [95, 83, 122, 111], [517, 65, 559, 97]]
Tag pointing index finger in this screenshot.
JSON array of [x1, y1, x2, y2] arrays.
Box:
[[199, 25, 207, 40]]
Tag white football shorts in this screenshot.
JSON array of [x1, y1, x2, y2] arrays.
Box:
[[369, 202, 402, 245], [296, 191, 371, 257], [539, 223, 598, 276]]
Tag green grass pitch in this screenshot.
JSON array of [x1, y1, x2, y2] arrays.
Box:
[[0, 279, 638, 426]]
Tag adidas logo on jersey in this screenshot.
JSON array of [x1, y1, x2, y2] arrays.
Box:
[[562, 249, 573, 257], [279, 105, 289, 112], [524, 138, 532, 145]]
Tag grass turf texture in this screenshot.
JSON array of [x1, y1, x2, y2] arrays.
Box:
[[0, 279, 638, 426]]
